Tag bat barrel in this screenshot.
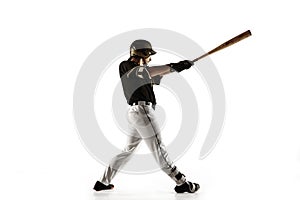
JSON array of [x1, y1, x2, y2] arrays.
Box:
[[193, 30, 251, 62]]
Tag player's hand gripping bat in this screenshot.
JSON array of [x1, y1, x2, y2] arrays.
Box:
[[192, 30, 252, 62]]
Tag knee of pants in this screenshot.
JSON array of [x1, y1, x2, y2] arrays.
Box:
[[123, 145, 138, 153]]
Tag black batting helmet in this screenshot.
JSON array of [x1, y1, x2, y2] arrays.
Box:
[[130, 39, 156, 58]]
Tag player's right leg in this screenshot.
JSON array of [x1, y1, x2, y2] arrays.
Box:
[[94, 125, 142, 192]]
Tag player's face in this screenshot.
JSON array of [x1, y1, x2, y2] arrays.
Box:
[[144, 56, 151, 64]]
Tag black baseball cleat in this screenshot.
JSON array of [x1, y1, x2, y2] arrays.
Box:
[[174, 181, 200, 193], [93, 181, 114, 192]]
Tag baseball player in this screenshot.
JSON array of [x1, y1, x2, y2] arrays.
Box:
[[93, 40, 200, 193]]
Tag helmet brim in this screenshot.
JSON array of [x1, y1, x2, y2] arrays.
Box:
[[148, 49, 156, 55]]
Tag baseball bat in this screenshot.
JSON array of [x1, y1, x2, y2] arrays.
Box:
[[192, 30, 252, 62]]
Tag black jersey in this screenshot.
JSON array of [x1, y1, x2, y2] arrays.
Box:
[[119, 59, 157, 105]]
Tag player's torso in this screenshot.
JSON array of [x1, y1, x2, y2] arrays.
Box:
[[119, 60, 156, 105]]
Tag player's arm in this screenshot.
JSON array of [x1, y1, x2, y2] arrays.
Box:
[[147, 65, 171, 77], [147, 60, 194, 77]]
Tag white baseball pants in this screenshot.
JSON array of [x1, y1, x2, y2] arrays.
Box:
[[100, 101, 186, 185]]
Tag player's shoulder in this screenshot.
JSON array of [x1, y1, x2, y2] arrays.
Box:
[[119, 60, 128, 66], [120, 60, 132, 69], [120, 59, 133, 66], [119, 60, 135, 77]]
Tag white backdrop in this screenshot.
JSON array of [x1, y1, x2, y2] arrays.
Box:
[[1, 0, 299, 200]]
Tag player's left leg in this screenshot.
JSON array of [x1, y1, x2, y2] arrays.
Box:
[[136, 105, 200, 193]]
